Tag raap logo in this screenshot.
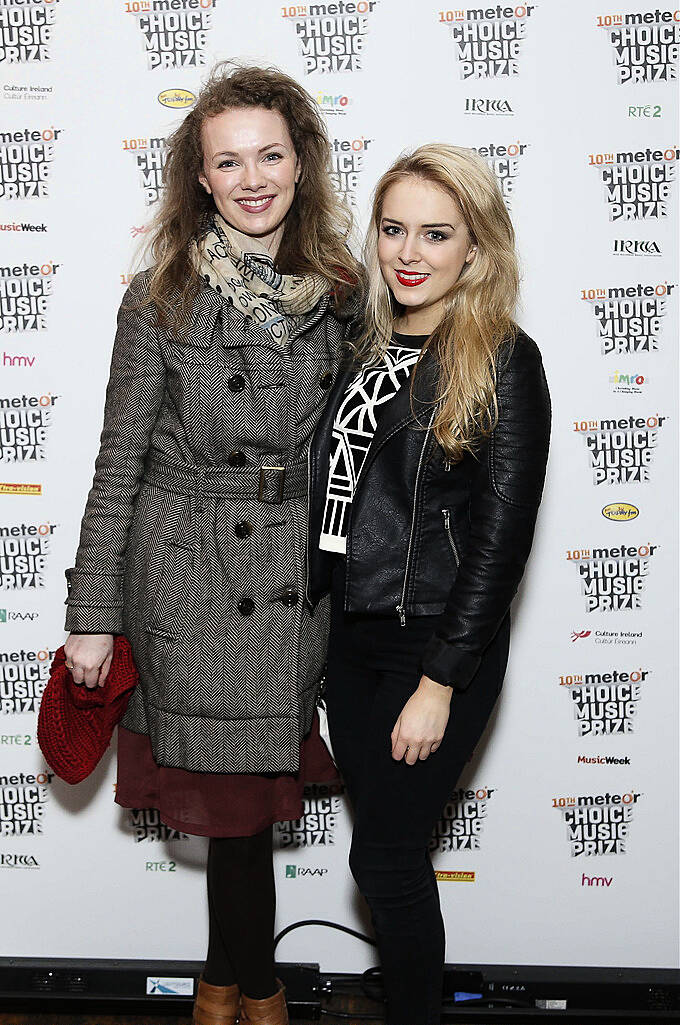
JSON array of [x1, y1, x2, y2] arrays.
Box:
[[567, 542, 658, 613], [158, 88, 195, 108], [464, 97, 514, 115], [438, 5, 536, 79], [274, 782, 344, 848], [0, 260, 60, 333], [0, 0, 60, 64], [282, 1, 379, 75], [0, 851, 39, 868], [330, 135, 371, 210], [0, 392, 58, 462], [0, 126, 62, 199], [596, 10, 680, 84], [589, 147, 678, 220], [613, 238, 662, 256], [128, 808, 189, 842], [471, 141, 528, 211], [0, 645, 54, 714], [0, 769, 53, 836], [553, 790, 641, 857], [284, 863, 329, 878], [0, 608, 39, 625], [0, 520, 56, 590], [123, 136, 167, 206], [572, 414, 666, 484], [609, 369, 648, 395], [314, 89, 352, 116], [429, 786, 496, 852], [581, 280, 674, 354], [559, 665, 649, 737], [125, 0, 216, 70]]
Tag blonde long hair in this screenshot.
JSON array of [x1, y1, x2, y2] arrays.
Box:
[[141, 61, 362, 327], [360, 144, 519, 462]]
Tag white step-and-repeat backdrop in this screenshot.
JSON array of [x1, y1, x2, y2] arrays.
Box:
[[1, 0, 678, 974]]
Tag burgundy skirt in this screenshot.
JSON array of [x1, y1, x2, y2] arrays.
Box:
[[114, 711, 339, 838]]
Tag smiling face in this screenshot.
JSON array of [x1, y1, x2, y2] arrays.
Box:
[[377, 175, 477, 333], [198, 106, 301, 255]]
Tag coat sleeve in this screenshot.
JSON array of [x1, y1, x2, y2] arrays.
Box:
[[420, 333, 551, 691], [64, 274, 167, 634]]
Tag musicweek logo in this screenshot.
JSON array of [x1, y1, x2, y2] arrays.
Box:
[[123, 136, 167, 206], [124, 0, 216, 70], [572, 413, 666, 485], [0, 0, 61, 64], [559, 665, 649, 737], [566, 542, 658, 613], [430, 786, 495, 853], [282, 1, 379, 75], [596, 9, 680, 84], [581, 280, 674, 355], [437, 4, 536, 79], [589, 146, 678, 220]]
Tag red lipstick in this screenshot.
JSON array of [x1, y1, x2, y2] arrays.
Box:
[[395, 270, 430, 287]]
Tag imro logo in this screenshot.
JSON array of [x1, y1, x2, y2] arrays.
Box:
[[0, 0, 61, 65], [581, 280, 674, 355], [589, 147, 678, 220], [596, 10, 680, 84], [572, 414, 666, 484], [282, 2, 379, 75], [0, 126, 62, 199], [609, 370, 648, 396], [314, 89, 352, 116], [124, 0, 217, 70], [123, 136, 167, 206], [437, 6, 536, 79], [566, 543, 658, 613]]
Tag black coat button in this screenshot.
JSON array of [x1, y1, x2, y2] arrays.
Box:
[[228, 450, 247, 467], [234, 520, 252, 539], [319, 371, 333, 391], [280, 589, 299, 607], [238, 597, 255, 616], [228, 374, 246, 393]]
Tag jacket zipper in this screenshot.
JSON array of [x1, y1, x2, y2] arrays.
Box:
[[442, 508, 460, 567], [396, 409, 437, 627], [305, 443, 313, 609]]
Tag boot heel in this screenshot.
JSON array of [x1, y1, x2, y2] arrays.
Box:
[[239, 978, 288, 1025], [192, 976, 241, 1025]]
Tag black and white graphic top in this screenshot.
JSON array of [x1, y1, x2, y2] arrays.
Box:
[[320, 336, 425, 554]]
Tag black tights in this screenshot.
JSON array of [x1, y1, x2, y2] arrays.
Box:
[[203, 826, 278, 999]]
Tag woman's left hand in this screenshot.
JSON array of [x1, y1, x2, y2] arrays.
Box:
[[391, 675, 452, 765]]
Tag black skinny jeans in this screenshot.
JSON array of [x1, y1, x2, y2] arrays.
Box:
[[324, 561, 509, 1025]]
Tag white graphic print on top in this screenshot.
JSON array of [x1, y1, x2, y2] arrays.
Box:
[[320, 342, 422, 554]]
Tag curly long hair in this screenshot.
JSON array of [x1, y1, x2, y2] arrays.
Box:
[[143, 61, 361, 326], [360, 144, 519, 463]]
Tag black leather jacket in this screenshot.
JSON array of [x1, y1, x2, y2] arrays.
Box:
[[307, 328, 551, 692]]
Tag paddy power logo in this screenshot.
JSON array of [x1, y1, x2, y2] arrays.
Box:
[[0, 126, 61, 200], [567, 543, 657, 613], [572, 414, 665, 484], [589, 147, 678, 220], [0, 0, 60, 64], [553, 790, 641, 856], [471, 141, 527, 211], [0, 770, 53, 836], [274, 783, 343, 848], [597, 10, 680, 83], [0, 392, 58, 462], [128, 808, 189, 842], [0, 261, 59, 333], [429, 786, 495, 852], [0, 645, 54, 714], [438, 4, 536, 79], [582, 280, 674, 354], [559, 666, 649, 736], [125, 0, 216, 70], [330, 135, 371, 209], [282, 1, 379, 75], [0, 520, 56, 590], [123, 136, 167, 206]]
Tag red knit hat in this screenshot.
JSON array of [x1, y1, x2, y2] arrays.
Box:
[[38, 637, 138, 785]]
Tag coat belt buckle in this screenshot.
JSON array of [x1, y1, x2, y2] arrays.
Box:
[[258, 466, 286, 505]]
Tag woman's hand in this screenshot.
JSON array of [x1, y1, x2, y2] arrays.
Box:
[[391, 675, 452, 764], [63, 634, 114, 690]]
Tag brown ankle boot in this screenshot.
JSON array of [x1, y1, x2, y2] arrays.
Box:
[[239, 979, 288, 1025], [192, 977, 241, 1025]]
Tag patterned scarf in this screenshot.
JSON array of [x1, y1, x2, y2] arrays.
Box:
[[193, 212, 331, 344]]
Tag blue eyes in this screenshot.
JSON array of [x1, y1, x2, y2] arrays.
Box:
[[217, 153, 284, 169], [381, 225, 449, 243]]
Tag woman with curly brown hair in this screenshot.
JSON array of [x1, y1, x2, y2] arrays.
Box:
[[63, 62, 361, 1025]]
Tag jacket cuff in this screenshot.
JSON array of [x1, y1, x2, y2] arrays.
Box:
[[421, 635, 482, 693], [64, 568, 124, 634]]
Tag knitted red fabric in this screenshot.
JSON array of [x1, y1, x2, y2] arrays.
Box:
[[38, 637, 138, 785]]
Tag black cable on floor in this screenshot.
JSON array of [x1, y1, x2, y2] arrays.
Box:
[[320, 1010, 384, 1021], [274, 919, 377, 950]]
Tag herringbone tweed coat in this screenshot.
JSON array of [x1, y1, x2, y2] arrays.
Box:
[[65, 271, 354, 773]]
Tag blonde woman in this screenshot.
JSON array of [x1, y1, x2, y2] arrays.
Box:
[[307, 145, 551, 1024], [63, 63, 360, 1025]]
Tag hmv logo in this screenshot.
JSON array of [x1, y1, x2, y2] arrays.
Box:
[[582, 873, 613, 887]]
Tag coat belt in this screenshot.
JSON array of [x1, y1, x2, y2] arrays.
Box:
[[143, 455, 308, 504]]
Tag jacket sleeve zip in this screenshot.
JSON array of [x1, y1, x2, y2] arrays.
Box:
[[396, 408, 437, 626], [442, 508, 460, 567]]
